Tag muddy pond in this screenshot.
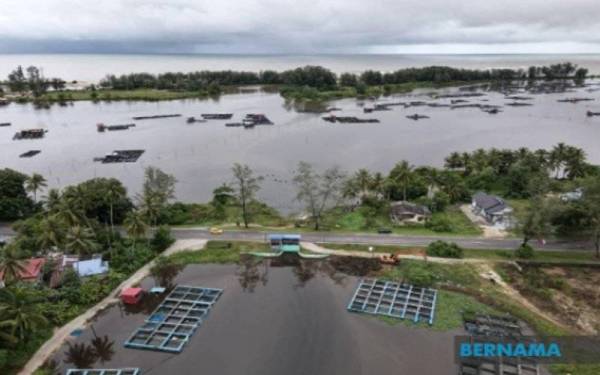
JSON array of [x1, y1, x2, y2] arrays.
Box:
[[50, 255, 463, 375]]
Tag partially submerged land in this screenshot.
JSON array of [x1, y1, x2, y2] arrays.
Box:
[[0, 62, 591, 106]]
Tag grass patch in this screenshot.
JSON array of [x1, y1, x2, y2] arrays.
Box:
[[168, 241, 268, 264], [377, 290, 500, 331], [323, 205, 481, 236]]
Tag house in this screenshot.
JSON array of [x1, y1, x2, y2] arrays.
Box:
[[72, 258, 109, 277], [0, 257, 46, 287], [472, 192, 514, 228], [389, 201, 431, 224]]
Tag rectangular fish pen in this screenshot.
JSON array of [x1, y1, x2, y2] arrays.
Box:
[[459, 313, 539, 375], [347, 278, 438, 325], [124, 285, 223, 353], [66, 369, 140, 375]]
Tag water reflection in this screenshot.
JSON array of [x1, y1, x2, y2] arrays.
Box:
[[63, 335, 115, 369], [121, 289, 171, 315], [236, 254, 382, 291]]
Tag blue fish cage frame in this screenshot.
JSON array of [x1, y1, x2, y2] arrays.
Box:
[[66, 369, 140, 375], [124, 285, 223, 353], [347, 278, 438, 325]]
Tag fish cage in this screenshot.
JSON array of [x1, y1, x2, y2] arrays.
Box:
[[347, 278, 438, 325], [459, 313, 539, 375], [66, 369, 140, 375], [124, 285, 222, 353]]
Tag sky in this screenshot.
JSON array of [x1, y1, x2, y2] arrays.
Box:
[[1, 0, 600, 54]]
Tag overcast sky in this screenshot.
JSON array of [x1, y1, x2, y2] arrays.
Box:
[[1, 0, 600, 54]]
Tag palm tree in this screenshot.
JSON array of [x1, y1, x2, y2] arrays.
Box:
[[369, 172, 386, 198], [550, 142, 568, 178], [0, 247, 26, 286], [0, 286, 48, 342], [44, 188, 61, 214], [564, 146, 587, 180], [25, 173, 47, 203], [124, 210, 149, 247], [105, 184, 122, 237], [390, 161, 413, 201], [444, 152, 463, 170], [55, 197, 85, 228], [37, 216, 65, 252], [65, 226, 98, 255], [63, 342, 98, 369], [354, 169, 373, 200], [140, 193, 162, 227], [90, 335, 115, 364]]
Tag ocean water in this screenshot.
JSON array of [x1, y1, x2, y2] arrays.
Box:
[[0, 53, 599, 82]]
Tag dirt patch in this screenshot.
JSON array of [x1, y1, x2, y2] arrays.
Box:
[[459, 204, 508, 238], [500, 264, 600, 334]]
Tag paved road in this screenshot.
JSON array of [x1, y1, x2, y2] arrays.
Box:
[[170, 228, 593, 251], [0, 225, 592, 251]]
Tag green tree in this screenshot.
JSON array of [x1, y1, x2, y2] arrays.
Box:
[[520, 197, 551, 246], [581, 177, 600, 257], [65, 226, 98, 255], [37, 216, 66, 252], [24, 173, 47, 203], [139, 167, 176, 226], [0, 168, 34, 221], [7, 66, 27, 92], [0, 247, 26, 286], [231, 164, 263, 228], [293, 162, 346, 231], [388, 161, 414, 201], [0, 286, 48, 342], [124, 210, 149, 246]]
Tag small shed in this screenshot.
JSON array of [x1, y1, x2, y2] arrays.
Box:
[[268, 234, 301, 253], [121, 287, 143, 305]]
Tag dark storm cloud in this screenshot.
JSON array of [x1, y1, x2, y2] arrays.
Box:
[[1, 0, 600, 53]]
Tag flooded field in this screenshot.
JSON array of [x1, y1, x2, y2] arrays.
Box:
[[50, 256, 461, 374], [2, 82, 600, 212]]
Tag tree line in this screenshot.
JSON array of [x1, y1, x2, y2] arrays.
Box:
[[93, 62, 587, 91]]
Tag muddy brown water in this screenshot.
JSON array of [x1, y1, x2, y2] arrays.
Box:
[[51, 257, 462, 374]]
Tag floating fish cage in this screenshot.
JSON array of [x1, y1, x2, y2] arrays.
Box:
[[97, 123, 136, 132], [459, 356, 540, 375], [13, 129, 46, 140], [132, 114, 182, 120], [201, 113, 233, 120], [66, 369, 140, 375], [19, 150, 41, 158], [124, 285, 223, 353], [322, 115, 379, 124], [459, 313, 539, 375], [463, 313, 522, 338], [347, 278, 437, 325], [94, 150, 145, 163]]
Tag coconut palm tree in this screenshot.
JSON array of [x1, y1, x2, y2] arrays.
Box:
[[0, 286, 48, 342], [63, 342, 98, 369], [550, 142, 568, 178], [389, 161, 413, 201], [124, 210, 149, 246], [369, 172, 386, 199], [564, 146, 587, 180], [354, 169, 373, 200], [37, 216, 65, 252], [90, 335, 115, 364], [0, 247, 26, 286], [24, 173, 47, 203], [44, 188, 61, 214], [65, 226, 98, 255], [444, 152, 463, 170]]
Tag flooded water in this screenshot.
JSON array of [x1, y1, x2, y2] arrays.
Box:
[[2, 81, 600, 212], [50, 257, 460, 375]]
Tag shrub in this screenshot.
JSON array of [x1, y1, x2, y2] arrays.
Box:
[[404, 263, 436, 287], [150, 226, 175, 252], [425, 215, 454, 232], [515, 243, 535, 259], [426, 240, 464, 258]]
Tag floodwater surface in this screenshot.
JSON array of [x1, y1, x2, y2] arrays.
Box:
[[2, 82, 600, 211], [51, 257, 461, 375]]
